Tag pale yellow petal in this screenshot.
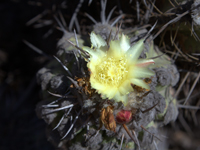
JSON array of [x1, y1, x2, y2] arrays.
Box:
[[128, 66, 154, 78], [82, 46, 106, 60], [136, 59, 155, 67], [108, 40, 123, 58], [90, 77, 118, 99], [119, 80, 133, 95], [120, 34, 130, 52], [87, 61, 99, 74], [130, 78, 150, 90], [105, 88, 118, 99], [90, 32, 107, 48], [113, 92, 129, 105], [126, 39, 144, 61], [90, 78, 107, 92]]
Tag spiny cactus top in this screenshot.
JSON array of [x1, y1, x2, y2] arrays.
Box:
[[83, 32, 155, 106]]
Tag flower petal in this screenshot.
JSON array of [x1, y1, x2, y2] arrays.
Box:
[[82, 46, 106, 60], [90, 78, 118, 99], [136, 59, 155, 67], [119, 80, 133, 95], [90, 32, 107, 48], [128, 66, 154, 78], [120, 34, 130, 52], [105, 88, 118, 99], [108, 40, 123, 58], [113, 92, 128, 105], [130, 78, 150, 90], [126, 39, 144, 61]]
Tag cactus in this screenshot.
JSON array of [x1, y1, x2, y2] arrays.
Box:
[[35, 0, 182, 149]]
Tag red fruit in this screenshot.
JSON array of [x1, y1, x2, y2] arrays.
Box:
[[116, 110, 132, 124]]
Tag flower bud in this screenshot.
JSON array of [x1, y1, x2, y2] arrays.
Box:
[[116, 110, 132, 124]]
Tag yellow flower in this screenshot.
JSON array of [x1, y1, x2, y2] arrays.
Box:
[[83, 32, 154, 105]]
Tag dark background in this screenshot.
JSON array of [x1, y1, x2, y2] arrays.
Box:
[[0, 0, 59, 149]]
